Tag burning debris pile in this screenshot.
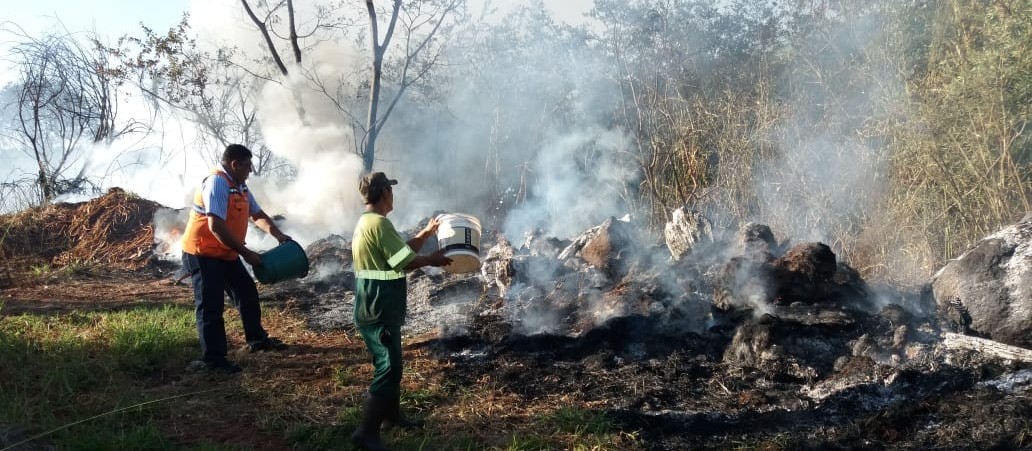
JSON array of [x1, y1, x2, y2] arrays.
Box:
[[713, 223, 870, 311], [264, 207, 1031, 449], [0, 188, 168, 272]]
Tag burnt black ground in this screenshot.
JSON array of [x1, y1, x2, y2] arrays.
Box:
[[420, 314, 1032, 451], [263, 235, 1032, 450]]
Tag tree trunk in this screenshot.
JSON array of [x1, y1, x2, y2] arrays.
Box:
[[943, 332, 1032, 362], [364, 56, 382, 173], [37, 167, 52, 203], [362, 0, 401, 173]]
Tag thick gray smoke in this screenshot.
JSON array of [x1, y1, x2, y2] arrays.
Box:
[[757, 8, 903, 248], [377, 6, 637, 242], [249, 71, 366, 246], [174, 1, 638, 247], [501, 127, 636, 240]]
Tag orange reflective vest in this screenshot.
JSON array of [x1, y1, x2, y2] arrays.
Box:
[[181, 168, 251, 260]]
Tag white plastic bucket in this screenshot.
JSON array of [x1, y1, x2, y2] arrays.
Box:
[[436, 213, 482, 274]]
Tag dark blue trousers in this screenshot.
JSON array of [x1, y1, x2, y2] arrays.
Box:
[[182, 252, 268, 362]]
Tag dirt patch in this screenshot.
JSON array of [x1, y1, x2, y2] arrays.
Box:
[[1, 266, 189, 315]]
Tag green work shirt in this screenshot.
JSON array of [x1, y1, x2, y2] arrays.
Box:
[[352, 212, 416, 327]]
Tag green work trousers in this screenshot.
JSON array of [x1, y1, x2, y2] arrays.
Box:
[[357, 323, 403, 398]]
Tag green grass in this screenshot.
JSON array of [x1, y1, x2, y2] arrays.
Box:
[[27, 260, 95, 278], [332, 365, 356, 388], [502, 435, 553, 451], [63, 259, 94, 276], [0, 305, 642, 451], [30, 263, 52, 277], [536, 406, 616, 436], [285, 423, 355, 450], [0, 305, 199, 450], [532, 406, 633, 450], [106, 307, 196, 372], [335, 403, 363, 425], [401, 387, 448, 412]]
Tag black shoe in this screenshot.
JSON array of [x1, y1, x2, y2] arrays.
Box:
[[351, 394, 392, 451], [350, 431, 390, 451], [188, 359, 242, 374], [383, 394, 425, 430], [247, 337, 289, 353], [382, 414, 424, 430]]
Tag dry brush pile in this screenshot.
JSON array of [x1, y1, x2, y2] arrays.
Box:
[[0, 187, 166, 273]]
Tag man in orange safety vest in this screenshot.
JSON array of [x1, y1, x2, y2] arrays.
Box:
[[181, 144, 291, 374]]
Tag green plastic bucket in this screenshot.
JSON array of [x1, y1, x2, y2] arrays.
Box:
[[253, 240, 309, 284]]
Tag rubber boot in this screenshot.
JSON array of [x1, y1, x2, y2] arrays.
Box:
[[351, 394, 391, 451], [382, 392, 424, 430]]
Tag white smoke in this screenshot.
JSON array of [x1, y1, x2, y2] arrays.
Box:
[[152, 207, 187, 261], [758, 8, 903, 251], [248, 71, 366, 247], [147, 0, 635, 253], [504, 127, 637, 240]]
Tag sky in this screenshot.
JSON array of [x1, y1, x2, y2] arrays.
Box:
[[4, 0, 189, 35], [0, 0, 595, 139], [0, 0, 594, 90], [2, 0, 594, 47], [0, 1, 189, 83]]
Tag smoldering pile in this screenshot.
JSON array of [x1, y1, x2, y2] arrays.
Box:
[[263, 209, 1031, 449], [433, 212, 942, 378], [263, 234, 357, 330]]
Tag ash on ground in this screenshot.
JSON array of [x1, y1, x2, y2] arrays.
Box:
[[261, 212, 1032, 450]]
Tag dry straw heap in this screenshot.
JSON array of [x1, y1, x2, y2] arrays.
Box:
[[0, 187, 164, 271]]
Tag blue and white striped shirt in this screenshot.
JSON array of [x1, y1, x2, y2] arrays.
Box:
[[199, 165, 262, 220]]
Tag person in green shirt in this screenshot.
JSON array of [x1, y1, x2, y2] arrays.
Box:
[[350, 171, 452, 451]]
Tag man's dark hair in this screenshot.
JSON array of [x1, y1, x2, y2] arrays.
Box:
[[359, 172, 398, 204], [222, 144, 253, 164]]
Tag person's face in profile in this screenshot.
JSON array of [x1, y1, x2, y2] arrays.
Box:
[[229, 158, 253, 183], [384, 185, 394, 213]]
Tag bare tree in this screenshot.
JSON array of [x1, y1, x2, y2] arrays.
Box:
[[237, 0, 463, 172], [239, 0, 345, 125], [241, 0, 304, 76], [1, 25, 144, 205], [107, 19, 286, 176], [360, 0, 461, 172]]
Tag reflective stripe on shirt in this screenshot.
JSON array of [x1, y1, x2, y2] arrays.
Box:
[[355, 269, 407, 280], [387, 246, 415, 269]]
